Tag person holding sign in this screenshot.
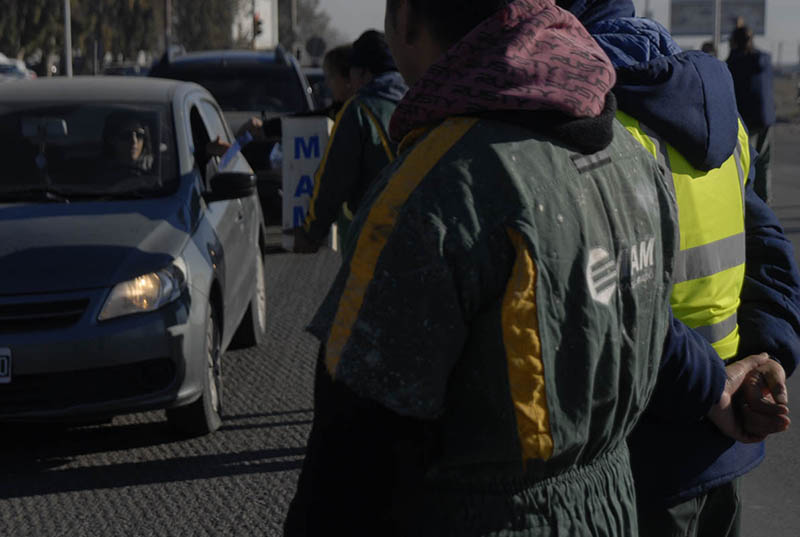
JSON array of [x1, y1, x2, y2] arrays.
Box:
[[291, 29, 408, 253]]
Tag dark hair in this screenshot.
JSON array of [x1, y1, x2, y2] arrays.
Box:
[[730, 26, 753, 51], [323, 45, 353, 78], [388, 0, 508, 47], [102, 111, 153, 169], [350, 30, 397, 75]]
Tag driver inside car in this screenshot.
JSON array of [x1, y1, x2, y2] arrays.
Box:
[[102, 113, 154, 173]]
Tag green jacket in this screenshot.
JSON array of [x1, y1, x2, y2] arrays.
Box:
[[307, 115, 677, 535], [303, 71, 406, 244]]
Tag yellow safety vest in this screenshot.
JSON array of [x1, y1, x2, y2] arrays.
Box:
[[617, 111, 750, 360]]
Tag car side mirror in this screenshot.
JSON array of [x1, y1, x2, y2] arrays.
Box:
[[204, 172, 257, 203]]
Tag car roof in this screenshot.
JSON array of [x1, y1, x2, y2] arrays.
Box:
[[0, 76, 203, 105], [167, 49, 286, 67]]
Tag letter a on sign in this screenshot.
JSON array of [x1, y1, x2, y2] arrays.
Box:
[[295, 136, 321, 159], [294, 175, 314, 197]]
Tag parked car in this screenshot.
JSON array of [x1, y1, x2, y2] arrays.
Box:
[[149, 48, 315, 233], [0, 59, 36, 82], [102, 63, 149, 76], [0, 77, 268, 436]]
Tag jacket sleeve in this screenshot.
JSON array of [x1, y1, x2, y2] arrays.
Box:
[[320, 205, 471, 420], [647, 314, 728, 422], [303, 99, 364, 243], [735, 171, 800, 376]]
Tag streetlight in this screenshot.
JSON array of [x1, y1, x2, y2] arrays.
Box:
[[63, 0, 73, 77], [713, 0, 722, 59]]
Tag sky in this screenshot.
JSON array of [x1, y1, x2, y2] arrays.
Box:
[[320, 0, 800, 64]]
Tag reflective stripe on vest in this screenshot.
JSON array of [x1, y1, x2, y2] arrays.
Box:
[[616, 111, 749, 360]]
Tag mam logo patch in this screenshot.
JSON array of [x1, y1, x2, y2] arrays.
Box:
[[587, 237, 657, 305], [587, 248, 617, 305]]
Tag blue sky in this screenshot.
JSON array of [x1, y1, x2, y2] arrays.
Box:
[[321, 0, 800, 64]]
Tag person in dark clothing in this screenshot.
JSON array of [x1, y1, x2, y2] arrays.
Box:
[[321, 45, 354, 118], [727, 24, 776, 205], [560, 2, 800, 536], [291, 29, 408, 253], [282, 1, 778, 535], [701, 41, 717, 57]]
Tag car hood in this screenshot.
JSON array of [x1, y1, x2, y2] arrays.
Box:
[[0, 198, 192, 296]]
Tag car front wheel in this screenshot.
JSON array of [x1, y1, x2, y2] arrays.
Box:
[[167, 303, 223, 436]]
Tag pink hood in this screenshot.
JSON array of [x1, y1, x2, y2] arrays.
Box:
[[389, 0, 616, 141]]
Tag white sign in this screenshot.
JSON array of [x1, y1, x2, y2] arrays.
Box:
[[670, 1, 765, 36], [281, 116, 335, 251]]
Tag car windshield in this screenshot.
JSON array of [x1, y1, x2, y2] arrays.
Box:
[[171, 67, 309, 113], [0, 104, 178, 201]]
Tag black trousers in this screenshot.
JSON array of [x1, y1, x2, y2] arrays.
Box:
[[637, 479, 742, 537]]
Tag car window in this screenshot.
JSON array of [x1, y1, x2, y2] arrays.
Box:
[[166, 66, 310, 113], [197, 100, 229, 142], [188, 104, 214, 182], [0, 104, 178, 200]]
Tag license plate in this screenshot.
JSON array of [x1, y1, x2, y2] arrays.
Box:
[[0, 348, 10, 384]]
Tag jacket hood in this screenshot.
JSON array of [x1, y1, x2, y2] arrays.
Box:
[[558, 0, 634, 27], [358, 71, 408, 104], [389, 0, 615, 142], [0, 199, 190, 295], [585, 16, 739, 170]]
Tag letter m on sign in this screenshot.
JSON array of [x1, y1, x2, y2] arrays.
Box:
[[295, 136, 321, 159]]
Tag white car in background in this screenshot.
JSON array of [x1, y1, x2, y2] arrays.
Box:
[[0, 59, 36, 82]]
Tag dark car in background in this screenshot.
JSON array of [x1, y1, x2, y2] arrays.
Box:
[[303, 66, 333, 110], [102, 63, 150, 76], [0, 77, 268, 436], [149, 48, 315, 236]]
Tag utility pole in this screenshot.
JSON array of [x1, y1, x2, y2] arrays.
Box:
[[713, 0, 722, 59], [164, 0, 172, 54], [63, 0, 73, 76], [252, 0, 256, 49], [291, 0, 298, 34]]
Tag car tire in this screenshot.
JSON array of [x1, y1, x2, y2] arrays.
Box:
[[230, 251, 267, 349], [167, 304, 223, 436]]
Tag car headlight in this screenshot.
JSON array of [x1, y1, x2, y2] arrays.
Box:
[[98, 258, 188, 321]]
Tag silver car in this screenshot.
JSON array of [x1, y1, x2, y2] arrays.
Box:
[[0, 77, 268, 435]]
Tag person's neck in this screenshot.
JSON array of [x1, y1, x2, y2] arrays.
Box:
[[406, 35, 447, 86]]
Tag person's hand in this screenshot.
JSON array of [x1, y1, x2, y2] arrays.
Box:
[[707, 353, 788, 443], [237, 117, 264, 140], [292, 226, 321, 254], [206, 136, 231, 157], [737, 358, 791, 438]]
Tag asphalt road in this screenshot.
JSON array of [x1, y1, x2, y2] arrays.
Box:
[[0, 249, 341, 536], [741, 121, 800, 536], [0, 123, 798, 536]]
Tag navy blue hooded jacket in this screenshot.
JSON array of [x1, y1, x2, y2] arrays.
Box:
[[562, 0, 800, 507]]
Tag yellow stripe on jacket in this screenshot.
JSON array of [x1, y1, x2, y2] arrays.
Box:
[[325, 117, 479, 376], [304, 96, 356, 232], [502, 228, 554, 462]]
